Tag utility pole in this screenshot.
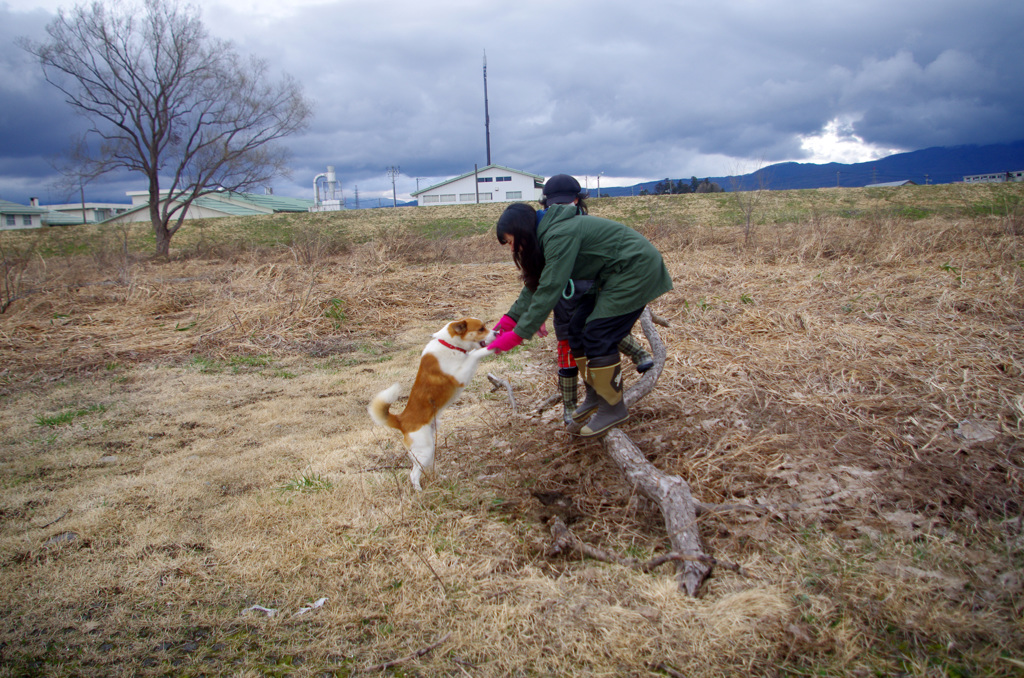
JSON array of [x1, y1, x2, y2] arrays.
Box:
[[386, 165, 400, 207], [483, 51, 491, 166], [354, 185, 360, 209]]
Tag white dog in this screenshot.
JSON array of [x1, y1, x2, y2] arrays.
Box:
[[368, 318, 490, 490]]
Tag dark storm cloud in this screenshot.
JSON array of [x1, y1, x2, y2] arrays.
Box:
[[2, 0, 1021, 204], [0, 6, 97, 201]]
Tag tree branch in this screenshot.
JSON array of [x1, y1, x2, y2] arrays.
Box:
[[360, 632, 452, 673]]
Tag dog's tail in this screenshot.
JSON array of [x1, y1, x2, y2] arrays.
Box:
[[368, 383, 403, 430]]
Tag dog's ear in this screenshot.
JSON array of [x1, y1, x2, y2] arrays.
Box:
[[450, 320, 467, 336]]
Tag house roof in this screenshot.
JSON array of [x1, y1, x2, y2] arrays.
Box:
[[236, 193, 314, 212], [410, 165, 545, 196], [192, 194, 271, 216], [42, 210, 86, 226], [865, 180, 917, 187], [101, 191, 313, 223], [0, 199, 47, 215], [44, 202, 132, 211]]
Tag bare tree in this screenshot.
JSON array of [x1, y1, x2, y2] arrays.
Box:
[[730, 159, 769, 246], [21, 0, 313, 257]]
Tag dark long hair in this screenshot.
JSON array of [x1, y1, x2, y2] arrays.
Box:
[[539, 196, 588, 214], [496, 203, 545, 291]]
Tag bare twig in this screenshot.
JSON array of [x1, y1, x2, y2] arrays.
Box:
[[547, 516, 748, 578], [695, 502, 770, 516], [412, 549, 449, 597], [38, 509, 71, 529], [361, 632, 452, 672], [535, 392, 562, 414], [486, 372, 517, 413], [650, 312, 670, 327]]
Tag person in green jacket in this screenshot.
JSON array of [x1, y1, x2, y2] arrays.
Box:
[[484, 190, 673, 438], [485, 174, 653, 426]]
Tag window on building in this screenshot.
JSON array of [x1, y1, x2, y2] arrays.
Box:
[[23, 215, 33, 226], [477, 177, 493, 183], [440, 194, 456, 202], [459, 193, 476, 202], [422, 195, 439, 203], [506, 191, 522, 200], [478, 193, 493, 201], [496, 176, 512, 182], [4, 215, 14, 227]]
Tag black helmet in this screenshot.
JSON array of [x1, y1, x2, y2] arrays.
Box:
[[541, 174, 587, 206]]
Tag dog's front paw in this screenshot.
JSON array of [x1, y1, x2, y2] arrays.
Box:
[[470, 347, 493, 360]]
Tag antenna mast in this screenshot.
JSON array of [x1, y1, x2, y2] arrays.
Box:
[[483, 51, 491, 166]]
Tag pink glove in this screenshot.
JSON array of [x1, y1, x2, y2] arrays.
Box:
[[537, 322, 549, 338], [494, 314, 517, 334], [486, 331, 523, 354], [485, 314, 518, 343]]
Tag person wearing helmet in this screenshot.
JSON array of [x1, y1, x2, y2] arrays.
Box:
[[484, 174, 672, 438], [486, 174, 654, 426]]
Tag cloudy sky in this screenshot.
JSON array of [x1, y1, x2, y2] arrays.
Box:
[[1, 0, 1022, 206]]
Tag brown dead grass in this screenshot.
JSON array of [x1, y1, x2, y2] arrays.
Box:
[[0, 186, 1022, 676]]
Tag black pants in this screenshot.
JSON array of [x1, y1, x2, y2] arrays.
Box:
[[566, 293, 645, 359]]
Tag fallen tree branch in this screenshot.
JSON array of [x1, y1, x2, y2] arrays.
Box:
[[487, 372, 517, 413], [603, 430, 711, 595], [560, 308, 712, 594], [360, 632, 452, 673]]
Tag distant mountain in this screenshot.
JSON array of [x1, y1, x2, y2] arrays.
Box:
[[598, 139, 1024, 195]]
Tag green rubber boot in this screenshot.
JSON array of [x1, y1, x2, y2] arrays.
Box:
[[558, 367, 578, 426], [569, 357, 602, 423]]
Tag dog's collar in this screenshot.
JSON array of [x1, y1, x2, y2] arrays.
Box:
[[438, 339, 467, 353]]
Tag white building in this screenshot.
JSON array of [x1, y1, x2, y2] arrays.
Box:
[[963, 170, 1024, 183], [41, 202, 131, 224], [411, 165, 543, 206], [0, 198, 47, 230]]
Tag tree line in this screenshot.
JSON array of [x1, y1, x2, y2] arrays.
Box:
[[639, 177, 724, 195]]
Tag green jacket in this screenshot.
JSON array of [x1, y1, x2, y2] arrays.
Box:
[[507, 204, 673, 339]]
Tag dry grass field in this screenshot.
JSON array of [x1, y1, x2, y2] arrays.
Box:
[[0, 184, 1022, 676]]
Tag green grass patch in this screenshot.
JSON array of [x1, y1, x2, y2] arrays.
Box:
[[35, 403, 107, 428], [276, 472, 333, 495], [228, 354, 272, 371], [324, 298, 347, 327]]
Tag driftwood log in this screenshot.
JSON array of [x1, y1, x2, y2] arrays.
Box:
[[564, 308, 712, 595]]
